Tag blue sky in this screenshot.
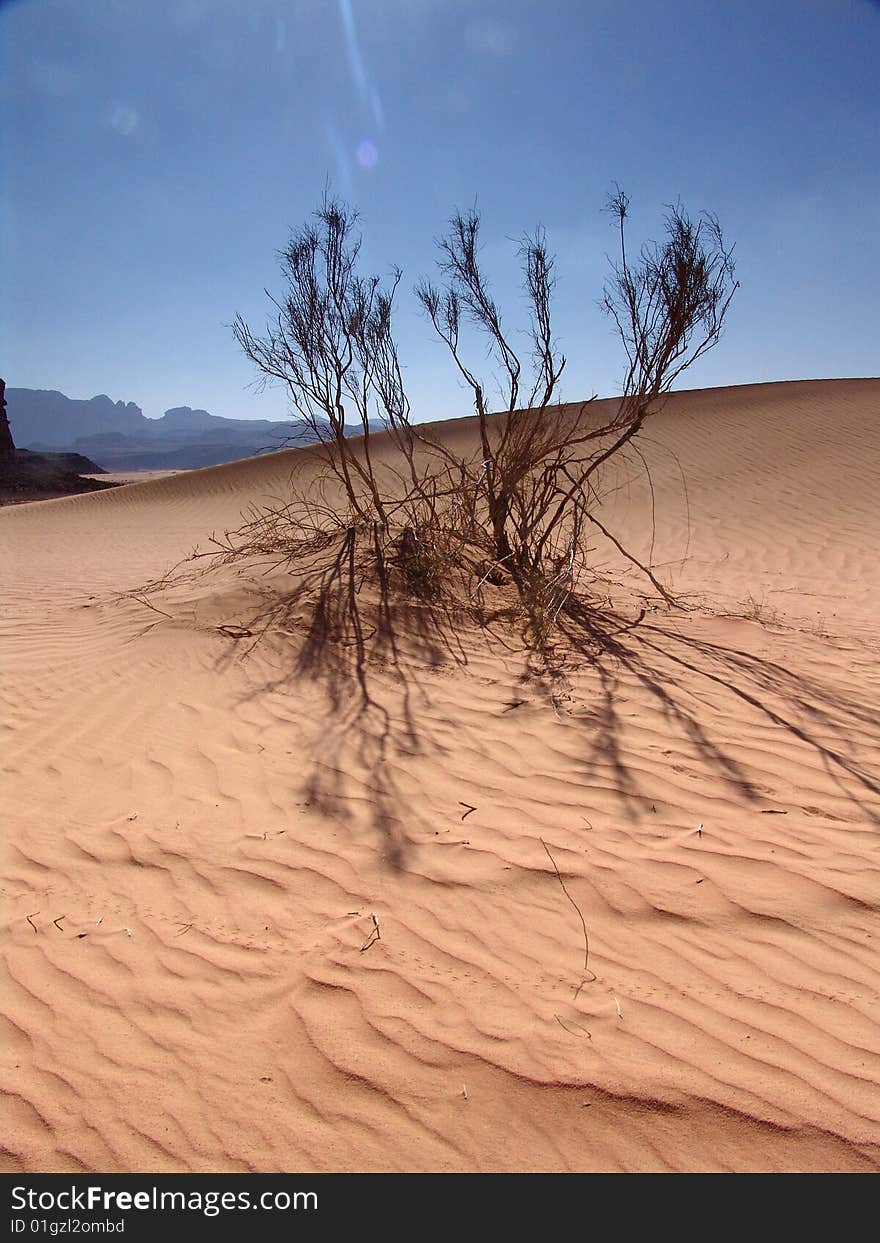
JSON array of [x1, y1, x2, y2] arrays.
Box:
[[2, 0, 878, 422]]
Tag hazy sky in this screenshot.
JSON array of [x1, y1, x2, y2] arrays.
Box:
[[2, 0, 878, 422]]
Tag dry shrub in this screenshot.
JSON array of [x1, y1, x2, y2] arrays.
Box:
[[134, 188, 737, 665]]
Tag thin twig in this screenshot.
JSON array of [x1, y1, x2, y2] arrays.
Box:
[[540, 837, 595, 980], [131, 594, 174, 620], [555, 1014, 592, 1039], [359, 913, 381, 952]]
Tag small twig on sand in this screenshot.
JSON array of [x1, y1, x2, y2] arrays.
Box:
[[132, 594, 174, 620], [555, 1014, 592, 1040], [26, 912, 39, 934], [459, 802, 477, 821], [541, 838, 595, 982], [53, 916, 65, 932], [359, 913, 381, 952]]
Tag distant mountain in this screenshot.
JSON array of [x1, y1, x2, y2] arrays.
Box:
[[7, 390, 145, 447], [6, 389, 383, 471]]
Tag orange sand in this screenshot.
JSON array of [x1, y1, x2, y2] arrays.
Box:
[[2, 378, 878, 1172]]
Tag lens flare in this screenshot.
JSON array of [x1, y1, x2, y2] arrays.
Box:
[[108, 104, 139, 136], [356, 139, 379, 170]]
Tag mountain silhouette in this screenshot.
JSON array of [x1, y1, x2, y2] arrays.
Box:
[[5, 389, 374, 470]]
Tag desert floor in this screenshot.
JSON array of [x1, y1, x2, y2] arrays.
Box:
[[2, 378, 879, 1173]]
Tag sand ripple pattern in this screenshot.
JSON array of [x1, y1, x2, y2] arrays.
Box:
[[2, 379, 879, 1171]]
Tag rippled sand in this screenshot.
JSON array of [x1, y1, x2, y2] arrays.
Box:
[[2, 378, 878, 1172]]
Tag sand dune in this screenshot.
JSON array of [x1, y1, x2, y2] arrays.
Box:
[[2, 377, 879, 1172]]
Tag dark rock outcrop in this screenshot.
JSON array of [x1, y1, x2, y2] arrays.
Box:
[[0, 382, 120, 502], [0, 379, 15, 460]]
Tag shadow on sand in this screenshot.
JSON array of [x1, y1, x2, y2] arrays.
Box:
[[203, 559, 880, 866]]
